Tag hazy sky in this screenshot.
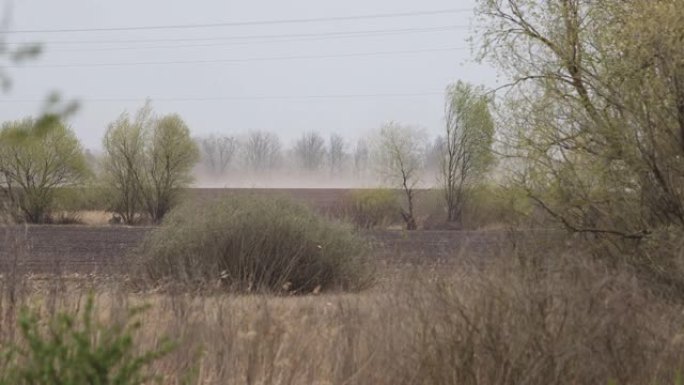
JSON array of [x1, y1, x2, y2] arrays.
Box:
[[1, 0, 499, 150]]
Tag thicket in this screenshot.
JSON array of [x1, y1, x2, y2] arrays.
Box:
[[135, 196, 374, 293]]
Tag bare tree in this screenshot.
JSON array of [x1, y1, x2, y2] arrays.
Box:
[[242, 131, 281, 172], [375, 122, 426, 230], [441, 81, 495, 224], [425, 136, 446, 177], [200, 134, 237, 175], [294, 131, 326, 172], [329, 133, 346, 175], [353, 139, 369, 179]]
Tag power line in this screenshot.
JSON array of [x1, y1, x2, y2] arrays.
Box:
[[0, 91, 445, 103], [32, 25, 465, 50], [11, 46, 467, 68], [4, 8, 473, 34]]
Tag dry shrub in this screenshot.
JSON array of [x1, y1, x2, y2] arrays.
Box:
[[604, 227, 684, 298], [2, 228, 684, 384], [132, 234, 684, 384], [135, 196, 374, 293], [391, 241, 684, 385]]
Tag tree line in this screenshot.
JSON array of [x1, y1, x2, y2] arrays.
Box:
[[0, 82, 495, 228]]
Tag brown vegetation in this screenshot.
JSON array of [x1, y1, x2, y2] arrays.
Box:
[[0, 229, 683, 384]]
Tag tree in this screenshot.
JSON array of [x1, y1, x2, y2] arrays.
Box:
[[477, 0, 684, 289], [141, 114, 199, 223], [102, 108, 149, 224], [329, 133, 346, 175], [242, 131, 281, 172], [294, 131, 326, 172], [441, 81, 495, 224], [0, 118, 89, 223], [353, 139, 370, 179], [102, 104, 199, 224], [199, 134, 237, 175], [375, 122, 426, 230]]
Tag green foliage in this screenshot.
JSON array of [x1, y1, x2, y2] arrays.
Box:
[[141, 114, 199, 223], [0, 117, 89, 223], [374, 123, 426, 230], [441, 81, 495, 223], [102, 109, 147, 225], [346, 189, 401, 229], [102, 103, 199, 225], [462, 184, 533, 228], [476, 0, 684, 292], [0, 296, 174, 385], [137, 196, 374, 293], [420, 185, 532, 230]]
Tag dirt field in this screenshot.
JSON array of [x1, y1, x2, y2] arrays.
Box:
[[0, 225, 561, 274], [0, 188, 557, 274]]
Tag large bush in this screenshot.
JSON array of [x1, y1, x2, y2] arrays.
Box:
[[136, 196, 374, 293]]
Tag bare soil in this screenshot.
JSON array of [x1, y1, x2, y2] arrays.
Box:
[[0, 225, 561, 274]]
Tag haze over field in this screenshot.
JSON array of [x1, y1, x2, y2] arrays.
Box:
[[0, 0, 498, 151]]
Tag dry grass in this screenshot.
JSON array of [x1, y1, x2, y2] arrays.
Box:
[[1, 232, 684, 384], [77, 210, 114, 226]]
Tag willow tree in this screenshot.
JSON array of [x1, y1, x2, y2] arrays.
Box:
[[102, 107, 149, 224], [477, 0, 684, 288], [0, 118, 89, 223], [478, 0, 684, 233], [142, 114, 199, 223], [441, 81, 495, 224], [103, 104, 199, 224]]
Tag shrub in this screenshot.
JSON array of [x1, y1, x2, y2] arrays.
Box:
[[345, 189, 401, 229], [422, 185, 535, 230], [0, 296, 174, 385], [136, 196, 374, 293]]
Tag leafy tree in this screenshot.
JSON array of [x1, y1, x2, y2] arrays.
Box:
[[477, 0, 684, 237], [375, 122, 426, 230], [142, 114, 199, 223], [441, 81, 495, 224], [103, 104, 199, 224], [0, 118, 89, 223], [102, 108, 149, 224], [294, 131, 326, 172], [477, 0, 684, 289]]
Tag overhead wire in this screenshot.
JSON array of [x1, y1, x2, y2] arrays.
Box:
[[10, 46, 467, 68], [35, 25, 466, 52], [0, 91, 446, 103], [3, 8, 473, 34]]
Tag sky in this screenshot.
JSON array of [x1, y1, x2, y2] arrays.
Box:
[[0, 0, 499, 151]]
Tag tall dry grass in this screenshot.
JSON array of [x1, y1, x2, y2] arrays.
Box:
[[1, 228, 684, 384]]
